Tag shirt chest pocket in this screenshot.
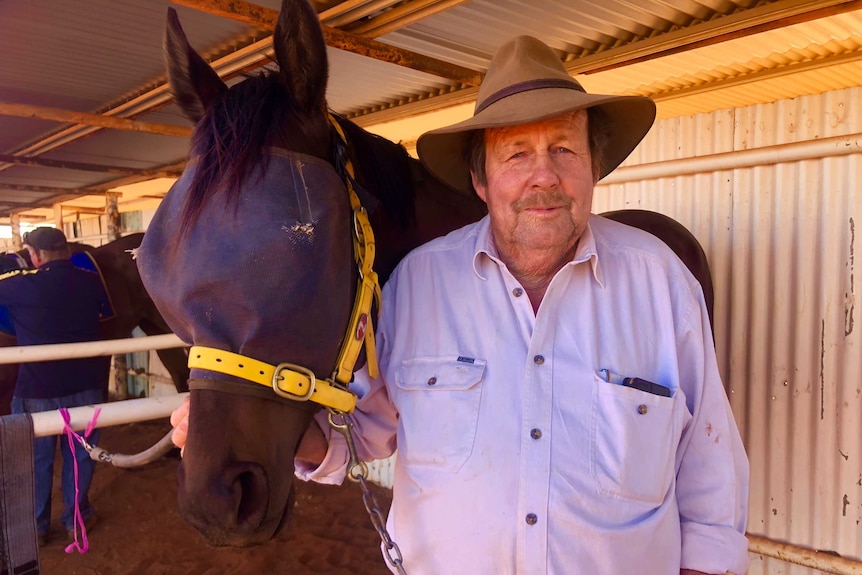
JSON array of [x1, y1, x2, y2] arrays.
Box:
[[590, 373, 687, 505], [395, 356, 486, 473]]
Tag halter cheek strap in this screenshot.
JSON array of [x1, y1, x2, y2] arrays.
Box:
[[186, 114, 381, 413]]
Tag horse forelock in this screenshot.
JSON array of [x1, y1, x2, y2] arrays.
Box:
[[181, 71, 327, 232]]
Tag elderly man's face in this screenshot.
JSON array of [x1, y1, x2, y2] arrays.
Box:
[[472, 111, 594, 265]]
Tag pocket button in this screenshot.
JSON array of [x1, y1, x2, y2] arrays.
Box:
[[637, 404, 648, 415]]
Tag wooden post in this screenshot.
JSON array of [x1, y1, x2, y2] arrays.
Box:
[[53, 204, 63, 229], [105, 192, 120, 242], [104, 192, 129, 400], [9, 215, 21, 251]]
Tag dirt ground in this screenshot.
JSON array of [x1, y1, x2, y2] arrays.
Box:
[[38, 419, 394, 575]]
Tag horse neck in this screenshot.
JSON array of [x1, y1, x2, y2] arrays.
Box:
[[407, 158, 487, 244], [366, 158, 486, 284]]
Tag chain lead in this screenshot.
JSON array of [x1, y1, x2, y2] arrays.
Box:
[[328, 409, 407, 575]]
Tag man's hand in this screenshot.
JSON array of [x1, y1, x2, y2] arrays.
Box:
[[170, 395, 328, 466], [170, 395, 190, 455], [295, 420, 327, 467]]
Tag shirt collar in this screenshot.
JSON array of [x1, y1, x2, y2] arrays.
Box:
[[471, 214, 605, 288]]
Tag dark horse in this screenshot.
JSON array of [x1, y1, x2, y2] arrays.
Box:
[[0, 234, 190, 415], [137, 0, 714, 547]]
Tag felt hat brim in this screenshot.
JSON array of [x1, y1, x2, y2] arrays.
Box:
[[417, 36, 656, 194]]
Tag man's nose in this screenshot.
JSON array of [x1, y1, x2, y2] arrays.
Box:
[[529, 152, 561, 188]]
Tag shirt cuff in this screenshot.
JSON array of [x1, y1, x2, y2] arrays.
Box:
[[293, 410, 350, 485], [681, 522, 750, 575]]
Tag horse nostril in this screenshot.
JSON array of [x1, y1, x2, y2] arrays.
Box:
[[234, 465, 268, 525], [178, 460, 278, 545]]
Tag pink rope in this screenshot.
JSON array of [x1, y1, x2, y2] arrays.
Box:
[[59, 407, 100, 554]]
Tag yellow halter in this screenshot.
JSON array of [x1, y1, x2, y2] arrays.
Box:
[[187, 114, 382, 413]]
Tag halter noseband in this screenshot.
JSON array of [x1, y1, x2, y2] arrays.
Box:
[[186, 114, 382, 413]]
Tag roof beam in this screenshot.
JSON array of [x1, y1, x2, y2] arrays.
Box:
[[0, 102, 192, 138], [347, 0, 472, 38], [59, 206, 107, 216], [0, 157, 186, 218], [171, 0, 483, 86], [0, 154, 182, 178], [321, 0, 400, 27], [0, 184, 109, 196]]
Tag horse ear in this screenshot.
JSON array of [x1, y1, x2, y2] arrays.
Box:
[[273, 0, 329, 114], [163, 7, 228, 124]]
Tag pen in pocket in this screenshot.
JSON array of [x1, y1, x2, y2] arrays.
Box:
[[599, 369, 672, 398]]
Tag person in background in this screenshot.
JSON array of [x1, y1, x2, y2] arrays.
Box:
[[0, 227, 107, 546], [173, 35, 750, 575]]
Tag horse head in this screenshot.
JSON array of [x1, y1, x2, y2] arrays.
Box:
[[137, 0, 485, 547]]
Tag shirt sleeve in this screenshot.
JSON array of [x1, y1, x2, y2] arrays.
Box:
[[675, 288, 751, 575], [294, 358, 399, 485], [295, 264, 406, 486]]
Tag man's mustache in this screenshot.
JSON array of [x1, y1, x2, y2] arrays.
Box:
[[513, 192, 571, 211]]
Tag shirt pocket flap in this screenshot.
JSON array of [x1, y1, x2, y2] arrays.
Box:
[[396, 356, 486, 392]]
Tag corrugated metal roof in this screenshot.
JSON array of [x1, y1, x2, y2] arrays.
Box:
[[0, 0, 860, 225], [581, 10, 862, 118], [380, 0, 755, 59]]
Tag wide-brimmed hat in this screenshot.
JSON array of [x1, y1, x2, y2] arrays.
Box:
[[417, 35, 656, 194], [23, 227, 68, 251]]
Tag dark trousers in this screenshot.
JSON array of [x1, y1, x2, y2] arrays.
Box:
[[12, 388, 102, 535]]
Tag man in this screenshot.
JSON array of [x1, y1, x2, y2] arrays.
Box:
[[172, 35, 750, 574], [0, 227, 106, 545]]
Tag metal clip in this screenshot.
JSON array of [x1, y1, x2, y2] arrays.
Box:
[[327, 409, 368, 482]]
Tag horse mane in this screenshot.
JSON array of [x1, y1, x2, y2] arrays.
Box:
[[181, 71, 298, 230], [334, 116, 416, 230]]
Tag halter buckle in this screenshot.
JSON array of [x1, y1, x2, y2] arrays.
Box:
[[271, 362, 316, 402]]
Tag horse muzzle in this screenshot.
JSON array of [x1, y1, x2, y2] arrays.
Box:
[[177, 456, 296, 546]]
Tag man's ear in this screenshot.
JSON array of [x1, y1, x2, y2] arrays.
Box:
[[471, 171, 488, 203], [26, 246, 40, 268]]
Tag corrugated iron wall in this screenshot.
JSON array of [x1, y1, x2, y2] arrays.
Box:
[[592, 85, 862, 573]]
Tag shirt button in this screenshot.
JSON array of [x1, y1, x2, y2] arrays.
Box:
[[525, 513, 538, 525], [638, 404, 648, 415], [512, 287, 524, 297], [530, 428, 542, 440], [427, 377, 437, 386], [534, 355, 545, 365]]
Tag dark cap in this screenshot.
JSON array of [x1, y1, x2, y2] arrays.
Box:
[[23, 227, 68, 251]]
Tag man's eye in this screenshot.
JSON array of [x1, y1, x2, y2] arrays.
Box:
[[555, 146, 574, 154]]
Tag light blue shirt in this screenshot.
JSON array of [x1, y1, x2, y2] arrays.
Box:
[[300, 214, 750, 575]]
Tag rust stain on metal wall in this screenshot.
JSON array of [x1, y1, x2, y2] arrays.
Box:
[[820, 319, 826, 421], [847, 217, 855, 337]]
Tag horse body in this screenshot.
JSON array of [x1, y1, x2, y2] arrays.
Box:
[[0, 234, 190, 415], [138, 0, 713, 548]]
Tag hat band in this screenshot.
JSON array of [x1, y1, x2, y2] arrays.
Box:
[[475, 78, 586, 114]]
